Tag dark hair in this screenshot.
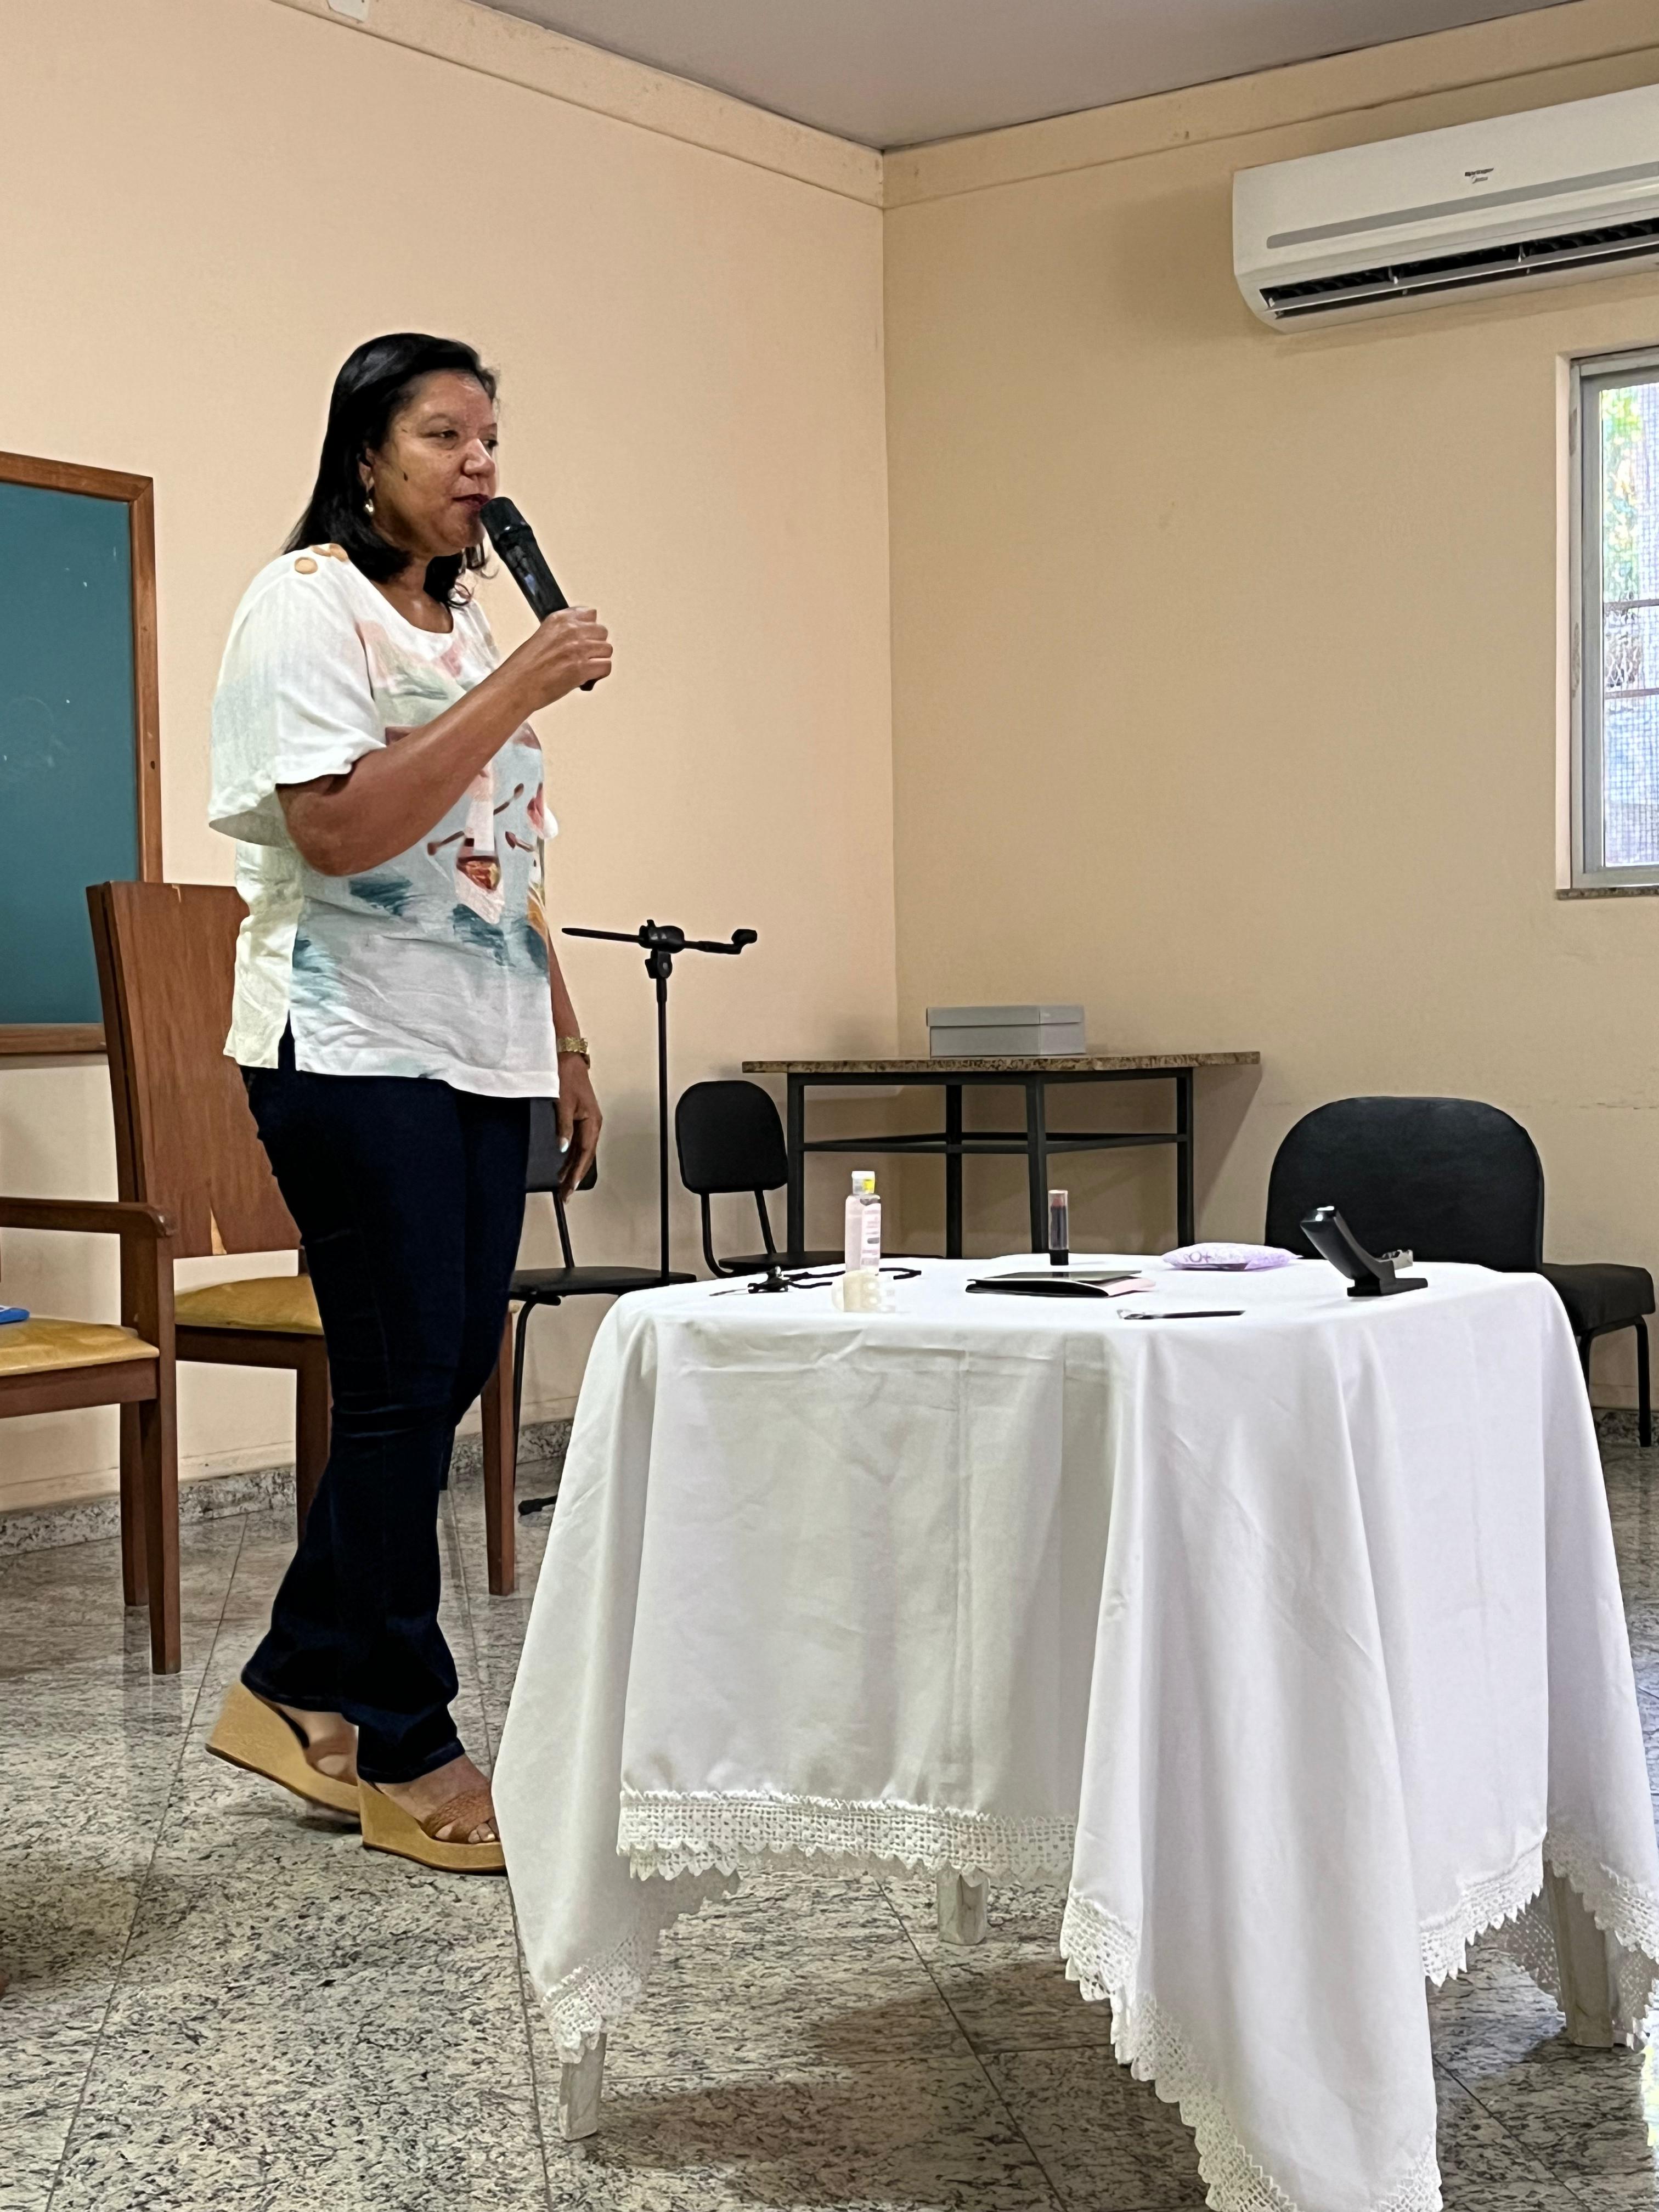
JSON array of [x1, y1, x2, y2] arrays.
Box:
[[286, 332, 498, 606]]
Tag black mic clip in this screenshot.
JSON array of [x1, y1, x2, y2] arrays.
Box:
[[1301, 1207, 1426, 1297]]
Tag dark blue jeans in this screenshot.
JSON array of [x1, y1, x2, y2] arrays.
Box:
[[241, 1035, 528, 1783]]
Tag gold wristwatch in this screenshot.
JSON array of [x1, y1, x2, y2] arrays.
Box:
[[556, 1035, 590, 1063]]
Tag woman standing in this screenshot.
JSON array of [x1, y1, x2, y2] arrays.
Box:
[[206, 333, 610, 1873]]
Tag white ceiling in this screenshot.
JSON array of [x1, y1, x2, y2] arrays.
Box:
[[476, 0, 1574, 149]]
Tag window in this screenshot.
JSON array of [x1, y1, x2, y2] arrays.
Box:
[[1573, 351, 1659, 887]]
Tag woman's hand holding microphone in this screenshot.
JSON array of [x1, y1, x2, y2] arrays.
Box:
[[507, 607, 612, 707]]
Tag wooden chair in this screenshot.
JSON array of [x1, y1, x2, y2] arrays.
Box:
[[87, 880, 518, 1612], [0, 1196, 181, 1669], [87, 882, 328, 1603]]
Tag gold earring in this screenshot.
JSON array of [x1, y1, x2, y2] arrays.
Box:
[[364, 487, 375, 516]]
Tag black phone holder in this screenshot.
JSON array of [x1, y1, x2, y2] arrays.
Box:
[[562, 921, 757, 1280], [1301, 1206, 1426, 1297]]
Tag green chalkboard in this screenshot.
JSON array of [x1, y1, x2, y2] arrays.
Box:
[[0, 462, 155, 1041]]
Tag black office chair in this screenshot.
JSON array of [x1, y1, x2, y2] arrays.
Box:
[[507, 1099, 693, 1474], [675, 1079, 842, 1276], [1265, 1096, 1652, 1444]]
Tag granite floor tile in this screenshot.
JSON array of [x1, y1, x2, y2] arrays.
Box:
[[0, 1565, 217, 2212], [1439, 2170, 1598, 2210], [1561, 2181, 1659, 2209], [1442, 2036, 1659, 2182], [8, 1436, 1659, 2210], [443, 1472, 556, 1744], [48, 2078, 550, 2212], [983, 2053, 1584, 2212], [455, 1612, 533, 1736], [64, 1959, 536, 2114], [0, 2029, 100, 2212], [881, 1878, 1116, 2055], [0, 1861, 146, 2040], [432, 1488, 515, 1763], [202, 1515, 298, 1626], [119, 1730, 521, 2015], [1430, 1945, 1570, 2078], [978, 2046, 1206, 2210], [1436, 2069, 1588, 2208], [523, 1876, 965, 2087], [19, 1497, 546, 2212], [0, 1656, 201, 2081], [55, 1769, 545, 2211], [123, 1782, 513, 1955], [1, 1733, 195, 1868], [0, 1517, 242, 1677], [0, 2140, 71, 2212], [539, 2061, 1060, 2212], [0, 1648, 212, 1725]]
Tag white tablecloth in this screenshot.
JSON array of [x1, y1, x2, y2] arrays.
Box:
[[495, 1257, 1659, 2212]]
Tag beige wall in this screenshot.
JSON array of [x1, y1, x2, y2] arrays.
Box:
[[884, 0, 1659, 1397], [13, 0, 1659, 1516], [0, 0, 894, 1510]]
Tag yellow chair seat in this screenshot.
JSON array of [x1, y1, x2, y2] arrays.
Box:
[[0, 1318, 159, 1376], [175, 1276, 323, 1335]]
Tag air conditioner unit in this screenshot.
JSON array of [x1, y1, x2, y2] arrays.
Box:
[[1234, 81, 1659, 329]]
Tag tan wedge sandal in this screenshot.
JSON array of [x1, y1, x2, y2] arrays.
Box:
[[359, 1781, 506, 1875], [206, 1681, 360, 1820]]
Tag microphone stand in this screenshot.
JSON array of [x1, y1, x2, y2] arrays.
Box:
[[562, 921, 757, 1282]]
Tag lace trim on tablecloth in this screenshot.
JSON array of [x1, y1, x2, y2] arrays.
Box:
[[1493, 1829, 1659, 2045], [618, 1788, 1076, 1886], [1059, 1891, 1441, 2212], [1420, 1839, 1544, 1984], [537, 1867, 737, 2062]]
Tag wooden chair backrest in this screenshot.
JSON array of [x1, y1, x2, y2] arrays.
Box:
[[88, 881, 299, 1260]]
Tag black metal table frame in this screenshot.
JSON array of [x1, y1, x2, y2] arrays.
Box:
[[784, 1068, 1195, 1259]]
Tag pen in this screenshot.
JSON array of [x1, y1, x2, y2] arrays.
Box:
[[1120, 1310, 1244, 1320]]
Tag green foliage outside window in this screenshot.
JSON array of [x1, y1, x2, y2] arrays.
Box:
[[1602, 383, 1644, 608]]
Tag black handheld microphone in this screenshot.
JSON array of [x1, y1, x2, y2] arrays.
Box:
[[479, 496, 596, 690]]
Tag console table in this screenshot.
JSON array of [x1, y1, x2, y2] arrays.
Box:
[[740, 1053, 1261, 1255]]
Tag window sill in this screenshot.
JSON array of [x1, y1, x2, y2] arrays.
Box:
[[1557, 884, 1659, 899]]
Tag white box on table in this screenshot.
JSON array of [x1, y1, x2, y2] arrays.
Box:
[[926, 1004, 1086, 1058]]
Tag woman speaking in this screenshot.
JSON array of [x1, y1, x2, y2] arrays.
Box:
[[205, 333, 609, 1874]]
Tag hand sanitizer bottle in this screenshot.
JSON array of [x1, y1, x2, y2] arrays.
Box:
[[843, 1171, 881, 1310]]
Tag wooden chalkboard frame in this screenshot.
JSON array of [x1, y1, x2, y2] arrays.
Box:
[[0, 449, 161, 1057]]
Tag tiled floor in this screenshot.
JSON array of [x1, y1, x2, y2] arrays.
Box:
[[5, 1440, 1659, 2211]]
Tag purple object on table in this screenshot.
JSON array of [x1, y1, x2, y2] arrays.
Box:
[[1162, 1243, 1296, 1272]]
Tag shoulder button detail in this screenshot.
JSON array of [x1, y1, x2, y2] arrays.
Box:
[[294, 556, 319, 574], [326, 544, 349, 561]]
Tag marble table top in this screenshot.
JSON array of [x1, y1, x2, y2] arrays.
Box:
[[741, 1051, 1261, 1075]]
